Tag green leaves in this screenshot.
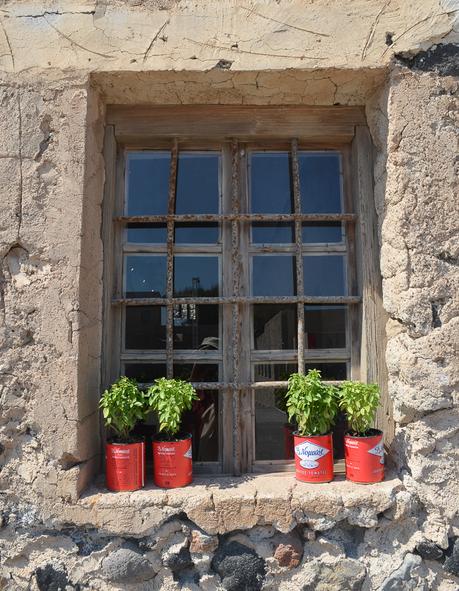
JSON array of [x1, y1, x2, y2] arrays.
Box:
[[99, 376, 148, 440], [338, 381, 380, 435], [285, 369, 338, 437], [146, 378, 199, 438]]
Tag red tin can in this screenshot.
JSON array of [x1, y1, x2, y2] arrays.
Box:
[[105, 441, 145, 492], [153, 434, 193, 489], [294, 433, 334, 483], [344, 430, 384, 483]]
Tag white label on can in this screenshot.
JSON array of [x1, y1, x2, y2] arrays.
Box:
[[184, 446, 192, 459], [368, 442, 385, 464], [295, 440, 329, 469]]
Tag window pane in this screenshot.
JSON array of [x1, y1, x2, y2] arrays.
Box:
[[175, 223, 219, 244], [254, 363, 297, 382], [182, 390, 219, 462], [174, 305, 219, 350], [302, 222, 343, 244], [303, 255, 346, 296], [127, 223, 167, 244], [174, 364, 219, 382], [174, 256, 219, 297], [250, 152, 293, 213], [305, 305, 347, 349], [125, 306, 167, 349], [253, 305, 297, 350], [175, 152, 220, 214], [299, 152, 342, 213], [252, 223, 294, 244], [304, 363, 347, 380], [126, 152, 170, 215], [124, 363, 167, 383], [125, 255, 166, 298], [252, 256, 296, 296], [255, 388, 293, 461]]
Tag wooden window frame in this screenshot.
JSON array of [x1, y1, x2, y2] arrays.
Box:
[[101, 106, 392, 477]]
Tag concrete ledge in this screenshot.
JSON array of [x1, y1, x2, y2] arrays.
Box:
[[55, 473, 406, 537]]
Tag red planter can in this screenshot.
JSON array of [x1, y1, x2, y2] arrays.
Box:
[[344, 430, 384, 483], [153, 434, 193, 488], [105, 441, 145, 492], [294, 433, 334, 483]]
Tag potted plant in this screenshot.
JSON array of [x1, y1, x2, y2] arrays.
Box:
[[339, 381, 384, 483], [99, 376, 148, 492], [286, 369, 338, 483], [147, 377, 199, 488]]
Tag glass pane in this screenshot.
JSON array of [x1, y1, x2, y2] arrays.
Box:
[[252, 256, 296, 296], [255, 388, 294, 461], [126, 152, 170, 215], [299, 152, 342, 213], [253, 305, 297, 350], [304, 363, 347, 380], [174, 364, 219, 382], [250, 152, 293, 214], [182, 390, 219, 462], [175, 152, 220, 214], [124, 363, 167, 383], [174, 256, 219, 297], [174, 305, 219, 350], [175, 223, 219, 244], [127, 223, 167, 244], [125, 306, 167, 349], [252, 223, 294, 244], [302, 222, 343, 244], [125, 255, 166, 298], [305, 305, 347, 349], [254, 363, 297, 382], [303, 255, 346, 296]]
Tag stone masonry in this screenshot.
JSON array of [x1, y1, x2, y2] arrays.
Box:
[[0, 1, 458, 589]]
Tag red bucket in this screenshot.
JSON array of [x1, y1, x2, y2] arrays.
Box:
[[344, 431, 384, 483], [294, 433, 334, 483], [105, 441, 145, 492], [153, 434, 193, 489]]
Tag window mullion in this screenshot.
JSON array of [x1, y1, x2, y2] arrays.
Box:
[[166, 139, 178, 378]]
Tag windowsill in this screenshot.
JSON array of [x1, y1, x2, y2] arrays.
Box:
[[65, 472, 405, 537]]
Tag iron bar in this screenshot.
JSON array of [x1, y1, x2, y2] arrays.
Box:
[[116, 213, 357, 223], [166, 139, 178, 377], [114, 295, 361, 306]]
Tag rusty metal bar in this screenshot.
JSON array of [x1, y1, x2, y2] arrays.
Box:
[[113, 295, 362, 306], [166, 139, 178, 377], [116, 213, 357, 223], [291, 139, 305, 375], [137, 380, 345, 389]]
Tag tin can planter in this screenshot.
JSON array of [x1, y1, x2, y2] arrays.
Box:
[[293, 433, 334, 483], [105, 441, 145, 492], [153, 433, 193, 488], [344, 429, 384, 483]]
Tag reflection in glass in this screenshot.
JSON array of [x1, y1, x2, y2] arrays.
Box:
[[252, 256, 296, 297], [175, 223, 219, 244], [303, 255, 345, 296], [174, 305, 219, 350], [176, 152, 220, 214], [253, 305, 297, 350], [125, 306, 167, 349], [299, 152, 342, 213], [254, 363, 297, 382], [182, 390, 219, 462], [127, 223, 167, 244], [255, 388, 294, 461], [125, 255, 167, 298], [304, 363, 347, 380], [250, 152, 293, 213], [124, 363, 167, 383], [174, 363, 219, 382], [302, 222, 343, 244], [126, 152, 170, 215], [305, 305, 347, 349], [252, 223, 294, 244], [174, 256, 219, 297]]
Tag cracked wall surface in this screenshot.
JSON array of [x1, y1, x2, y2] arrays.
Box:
[[0, 1, 458, 589]]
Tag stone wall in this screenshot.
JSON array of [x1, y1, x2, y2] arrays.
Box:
[[0, 1, 458, 589]]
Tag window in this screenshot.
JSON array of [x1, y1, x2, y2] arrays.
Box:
[[103, 106, 388, 475]]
